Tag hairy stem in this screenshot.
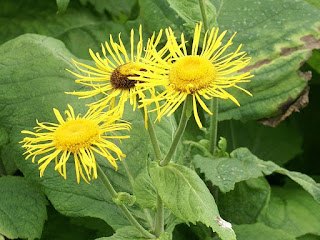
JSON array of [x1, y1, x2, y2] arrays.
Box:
[[140, 109, 164, 236], [140, 108, 162, 161], [97, 165, 156, 239], [208, 98, 219, 155], [160, 95, 192, 166], [198, 0, 218, 155], [154, 194, 164, 236], [198, 0, 209, 30]]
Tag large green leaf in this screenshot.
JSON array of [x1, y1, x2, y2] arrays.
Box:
[[56, 0, 70, 14], [95, 226, 146, 240], [258, 186, 320, 237], [0, 0, 142, 59], [149, 162, 236, 240], [167, 0, 217, 30], [133, 170, 157, 209], [0, 34, 91, 174], [79, 0, 136, 19], [216, 0, 320, 121], [194, 148, 320, 203], [141, 0, 320, 122], [139, 0, 185, 35], [0, 176, 47, 240], [218, 177, 271, 224]]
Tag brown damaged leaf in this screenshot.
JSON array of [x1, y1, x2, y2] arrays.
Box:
[[243, 33, 320, 72], [259, 85, 310, 127], [281, 34, 320, 56]]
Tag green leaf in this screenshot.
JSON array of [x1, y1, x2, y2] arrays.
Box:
[[0, 127, 8, 147], [216, 0, 320, 121], [218, 177, 271, 224], [304, 0, 320, 10], [56, 0, 70, 14], [194, 148, 320, 203], [133, 171, 157, 209], [79, 0, 136, 19], [232, 222, 295, 240], [95, 226, 146, 240], [164, 0, 320, 122], [297, 233, 320, 240], [139, 0, 185, 34], [167, 0, 217, 30], [0, 34, 92, 174], [149, 162, 236, 240], [0, 176, 47, 240], [218, 120, 303, 166], [258, 186, 320, 237], [0, 0, 142, 59], [218, 50, 310, 122]]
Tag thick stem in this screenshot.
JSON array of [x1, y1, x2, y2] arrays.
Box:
[[121, 156, 154, 230], [160, 95, 192, 166], [154, 194, 164, 237], [139, 108, 164, 236], [198, 0, 209, 30], [198, 0, 219, 156], [140, 108, 162, 161], [97, 165, 156, 239], [208, 98, 218, 155]]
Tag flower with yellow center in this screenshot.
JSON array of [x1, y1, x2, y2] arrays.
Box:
[[20, 105, 130, 183], [133, 22, 253, 128], [66, 26, 163, 126]]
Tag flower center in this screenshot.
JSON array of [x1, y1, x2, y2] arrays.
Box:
[[54, 119, 100, 153], [169, 56, 216, 93], [110, 62, 143, 89]]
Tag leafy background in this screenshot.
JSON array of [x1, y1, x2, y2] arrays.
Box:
[[0, 0, 320, 239]]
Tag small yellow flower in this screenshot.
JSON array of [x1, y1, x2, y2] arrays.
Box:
[[20, 105, 130, 183], [66, 26, 162, 126], [133, 22, 253, 128]]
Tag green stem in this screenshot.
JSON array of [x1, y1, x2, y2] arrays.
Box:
[[198, 0, 219, 156], [140, 109, 164, 236], [140, 108, 162, 161], [198, 0, 209, 30], [208, 98, 218, 155], [121, 157, 154, 230], [154, 194, 164, 237], [121, 157, 135, 185], [160, 95, 192, 166], [97, 165, 156, 239]]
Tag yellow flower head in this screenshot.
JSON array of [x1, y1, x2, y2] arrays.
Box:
[[133, 22, 253, 128], [66, 26, 162, 125], [20, 105, 130, 183]]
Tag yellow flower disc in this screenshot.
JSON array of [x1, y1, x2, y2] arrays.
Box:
[[110, 62, 142, 89], [54, 119, 100, 153], [169, 55, 216, 93]]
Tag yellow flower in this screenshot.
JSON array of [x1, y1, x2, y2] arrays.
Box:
[[133, 22, 253, 128], [20, 105, 130, 183], [66, 26, 162, 125]]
